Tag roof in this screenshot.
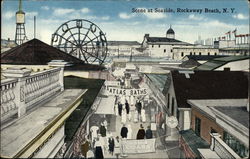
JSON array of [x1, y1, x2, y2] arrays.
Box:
[[107, 41, 140, 46], [1, 38, 105, 70], [0, 89, 86, 158], [196, 56, 250, 70], [147, 37, 183, 43], [179, 59, 201, 68], [64, 76, 105, 142], [185, 55, 228, 61], [214, 106, 249, 128], [180, 129, 210, 157], [170, 70, 248, 108], [145, 74, 169, 91], [167, 28, 175, 34], [188, 99, 248, 121]]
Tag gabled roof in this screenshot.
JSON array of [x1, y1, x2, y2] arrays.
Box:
[[1, 38, 105, 70], [145, 74, 168, 91], [170, 70, 248, 108], [1, 38, 84, 65], [107, 41, 140, 46], [147, 37, 183, 43], [185, 55, 228, 61], [196, 56, 250, 70], [179, 59, 201, 68]]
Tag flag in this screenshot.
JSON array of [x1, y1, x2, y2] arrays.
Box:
[[232, 28, 237, 34], [232, 28, 237, 37]]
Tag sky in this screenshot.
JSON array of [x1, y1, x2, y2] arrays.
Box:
[[1, 0, 249, 44]]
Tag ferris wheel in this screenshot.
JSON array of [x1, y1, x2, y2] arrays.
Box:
[[51, 19, 108, 65]]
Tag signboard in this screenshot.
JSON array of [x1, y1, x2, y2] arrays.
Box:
[[122, 139, 156, 154], [105, 81, 120, 87], [106, 87, 147, 96]]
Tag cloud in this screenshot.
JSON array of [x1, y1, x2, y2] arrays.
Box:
[[144, 12, 166, 19], [81, 8, 90, 14], [3, 11, 15, 20], [53, 8, 75, 16], [41, 6, 49, 10], [232, 13, 248, 20], [119, 12, 135, 19], [101, 16, 110, 20], [188, 14, 203, 20]]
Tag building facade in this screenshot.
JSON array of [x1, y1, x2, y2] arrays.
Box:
[[107, 41, 142, 57], [173, 47, 219, 61], [142, 27, 193, 58]]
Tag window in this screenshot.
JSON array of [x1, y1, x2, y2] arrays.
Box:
[[208, 52, 210, 56], [181, 52, 184, 57], [199, 52, 201, 55], [177, 109, 180, 120], [214, 53, 217, 55], [171, 97, 175, 115], [195, 117, 201, 136], [167, 94, 170, 109], [171, 49, 173, 52], [152, 45, 154, 48], [164, 49, 166, 53], [194, 52, 196, 55], [223, 131, 249, 158], [158, 45, 160, 48], [210, 128, 217, 133], [190, 52, 192, 55]]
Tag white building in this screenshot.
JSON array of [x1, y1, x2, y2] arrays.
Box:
[[173, 47, 219, 60], [107, 41, 141, 56], [142, 27, 193, 58]]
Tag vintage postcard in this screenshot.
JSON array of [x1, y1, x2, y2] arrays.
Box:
[[1, 0, 249, 158]]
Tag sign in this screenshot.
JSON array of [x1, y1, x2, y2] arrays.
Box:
[[106, 87, 147, 96], [166, 116, 178, 128], [105, 81, 120, 87], [122, 139, 156, 154]]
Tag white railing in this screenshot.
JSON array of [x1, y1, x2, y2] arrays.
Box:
[[210, 133, 240, 159], [1, 64, 65, 123], [25, 68, 62, 109], [1, 78, 18, 121]]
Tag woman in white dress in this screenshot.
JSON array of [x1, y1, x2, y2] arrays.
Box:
[[121, 107, 127, 124], [127, 124, 133, 139], [141, 109, 146, 123]]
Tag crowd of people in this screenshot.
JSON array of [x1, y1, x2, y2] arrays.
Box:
[[116, 96, 146, 124], [81, 94, 153, 158]]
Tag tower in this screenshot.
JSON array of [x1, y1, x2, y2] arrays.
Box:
[[15, 0, 27, 45], [166, 25, 175, 39]]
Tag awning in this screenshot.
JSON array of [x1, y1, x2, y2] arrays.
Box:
[[95, 96, 116, 115]]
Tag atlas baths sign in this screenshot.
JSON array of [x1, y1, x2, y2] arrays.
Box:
[[104, 81, 148, 96], [106, 87, 147, 96]]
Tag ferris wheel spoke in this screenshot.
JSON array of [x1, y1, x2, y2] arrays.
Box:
[[78, 27, 81, 44], [68, 29, 79, 45], [79, 48, 88, 62], [80, 28, 91, 45], [57, 34, 78, 47], [69, 48, 77, 55], [82, 35, 101, 47], [81, 48, 103, 62]]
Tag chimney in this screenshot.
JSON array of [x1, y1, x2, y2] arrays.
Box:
[[223, 67, 230, 71]]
